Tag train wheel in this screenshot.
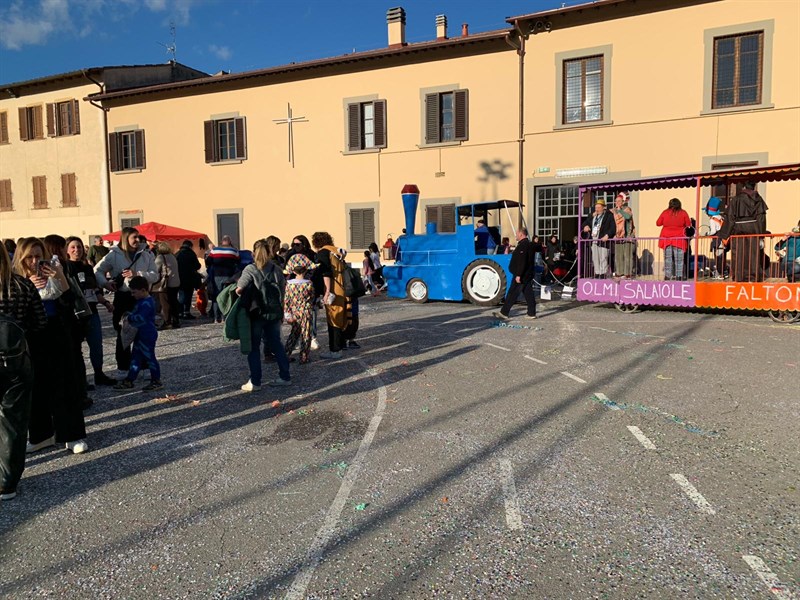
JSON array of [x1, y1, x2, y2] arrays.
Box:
[[462, 259, 507, 306], [767, 310, 800, 324], [407, 278, 429, 303], [615, 303, 641, 314]]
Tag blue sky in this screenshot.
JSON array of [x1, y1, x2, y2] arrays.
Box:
[[0, 0, 569, 84]]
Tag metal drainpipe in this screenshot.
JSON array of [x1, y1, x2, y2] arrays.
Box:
[[82, 70, 112, 234], [506, 23, 527, 231]]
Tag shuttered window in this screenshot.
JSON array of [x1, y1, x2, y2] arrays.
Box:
[[61, 173, 77, 207], [32, 176, 47, 209], [424, 90, 468, 145], [46, 100, 80, 136], [121, 217, 141, 229], [425, 204, 457, 233], [346, 100, 387, 151], [0, 112, 9, 144], [563, 56, 603, 124], [18, 105, 44, 141], [0, 180, 12, 211], [109, 130, 146, 171], [349, 208, 376, 250], [712, 31, 763, 108], [204, 117, 247, 163]]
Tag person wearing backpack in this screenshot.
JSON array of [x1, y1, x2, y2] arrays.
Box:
[[236, 237, 290, 391], [1, 243, 47, 501]]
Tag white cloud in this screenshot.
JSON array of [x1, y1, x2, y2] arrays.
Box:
[[0, 0, 72, 50], [208, 44, 232, 61], [0, 0, 197, 50]]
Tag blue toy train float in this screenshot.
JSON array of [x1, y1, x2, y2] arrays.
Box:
[[384, 184, 548, 306]]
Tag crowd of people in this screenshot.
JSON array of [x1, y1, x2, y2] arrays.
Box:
[[0, 226, 373, 502], [577, 183, 799, 283]]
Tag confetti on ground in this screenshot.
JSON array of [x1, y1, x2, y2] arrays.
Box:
[[489, 321, 543, 331], [421, 407, 430, 413], [191, 400, 201, 406], [323, 443, 344, 454], [297, 408, 311, 416], [321, 461, 349, 477], [688, 356, 694, 360], [542, 349, 561, 355], [354, 503, 369, 511], [441, 496, 449, 503], [154, 394, 180, 404], [656, 374, 673, 380], [271, 400, 281, 408], [589, 394, 719, 437], [665, 343, 687, 349]]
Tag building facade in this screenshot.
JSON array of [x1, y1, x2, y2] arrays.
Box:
[[0, 63, 207, 242]]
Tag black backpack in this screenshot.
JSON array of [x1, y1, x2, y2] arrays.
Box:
[[254, 267, 284, 321], [0, 313, 28, 371], [343, 264, 366, 298]]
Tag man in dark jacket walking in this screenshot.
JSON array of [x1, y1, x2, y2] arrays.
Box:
[[175, 240, 201, 318], [493, 228, 537, 320]]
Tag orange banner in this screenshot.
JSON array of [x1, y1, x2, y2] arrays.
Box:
[[695, 281, 800, 311]]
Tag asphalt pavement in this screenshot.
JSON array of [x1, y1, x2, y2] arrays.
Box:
[[0, 296, 797, 599]]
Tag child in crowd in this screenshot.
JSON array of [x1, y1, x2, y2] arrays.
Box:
[[362, 250, 381, 296], [114, 276, 163, 391], [283, 254, 316, 364]]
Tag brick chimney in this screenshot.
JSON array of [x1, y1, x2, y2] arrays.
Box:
[[436, 14, 447, 40], [461, 23, 469, 37], [387, 7, 407, 48]]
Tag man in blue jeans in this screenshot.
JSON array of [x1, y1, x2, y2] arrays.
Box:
[[244, 317, 290, 391]]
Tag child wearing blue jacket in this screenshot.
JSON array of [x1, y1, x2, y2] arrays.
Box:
[[114, 276, 162, 391]]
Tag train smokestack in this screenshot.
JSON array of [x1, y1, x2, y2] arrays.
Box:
[[401, 184, 420, 236]]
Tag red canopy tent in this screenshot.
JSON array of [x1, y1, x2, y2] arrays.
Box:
[[102, 222, 210, 254]]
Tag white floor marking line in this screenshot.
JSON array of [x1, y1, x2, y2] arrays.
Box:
[[559, 371, 587, 384], [485, 342, 511, 352], [498, 459, 524, 531], [285, 360, 388, 600], [743, 555, 796, 600], [627, 426, 657, 450], [524, 355, 547, 365], [594, 392, 619, 410], [670, 474, 716, 515]]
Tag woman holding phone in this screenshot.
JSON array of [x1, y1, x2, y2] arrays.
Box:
[[12, 237, 88, 455], [93, 227, 159, 371]]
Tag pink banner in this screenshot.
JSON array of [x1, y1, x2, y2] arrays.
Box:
[[577, 279, 696, 307]]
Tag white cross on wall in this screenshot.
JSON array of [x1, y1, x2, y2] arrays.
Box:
[[273, 103, 308, 168]]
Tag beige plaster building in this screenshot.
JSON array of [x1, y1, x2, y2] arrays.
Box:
[[70, 0, 800, 251], [0, 63, 207, 242]]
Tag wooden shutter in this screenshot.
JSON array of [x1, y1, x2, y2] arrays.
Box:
[[108, 132, 119, 172], [46, 103, 55, 136], [71, 99, 80, 134], [61, 173, 77, 207], [363, 208, 375, 247], [0, 112, 8, 143], [350, 208, 364, 249], [441, 204, 456, 232], [33, 105, 44, 139], [373, 100, 387, 148], [0, 180, 12, 211], [454, 89, 469, 141], [134, 130, 146, 169], [18, 107, 28, 141], [347, 103, 361, 151], [425, 93, 440, 144], [204, 120, 217, 163], [32, 176, 47, 208], [234, 117, 246, 160]]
